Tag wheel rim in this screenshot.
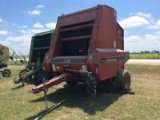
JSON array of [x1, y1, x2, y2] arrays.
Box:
[[124, 73, 130, 90], [3, 69, 11, 77]]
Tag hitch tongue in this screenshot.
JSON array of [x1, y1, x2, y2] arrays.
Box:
[[32, 73, 73, 94], [43, 78, 48, 110]]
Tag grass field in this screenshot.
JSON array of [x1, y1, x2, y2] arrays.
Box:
[[0, 65, 160, 120], [130, 53, 160, 59]]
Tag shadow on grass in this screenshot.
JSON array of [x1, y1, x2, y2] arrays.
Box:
[[11, 78, 33, 90], [25, 84, 123, 120], [11, 85, 25, 90]]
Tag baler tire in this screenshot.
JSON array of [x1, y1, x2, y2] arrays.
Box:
[[2, 69, 11, 77], [115, 69, 131, 91], [34, 70, 53, 86], [115, 69, 123, 91], [120, 70, 131, 91]]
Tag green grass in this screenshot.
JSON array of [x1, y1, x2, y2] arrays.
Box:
[[0, 65, 160, 120], [130, 53, 160, 59]]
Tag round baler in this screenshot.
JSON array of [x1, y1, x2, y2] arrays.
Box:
[[31, 5, 131, 97]]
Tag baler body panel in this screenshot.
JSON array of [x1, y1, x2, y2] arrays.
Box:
[[51, 56, 87, 73], [117, 49, 129, 70], [28, 30, 54, 69], [95, 48, 129, 81], [116, 23, 124, 49], [43, 5, 129, 83]]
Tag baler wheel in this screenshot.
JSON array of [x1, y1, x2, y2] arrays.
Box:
[[116, 69, 131, 91], [85, 74, 96, 97], [34, 70, 53, 86], [2, 69, 11, 77]]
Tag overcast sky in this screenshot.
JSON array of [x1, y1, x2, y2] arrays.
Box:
[[0, 0, 160, 55]]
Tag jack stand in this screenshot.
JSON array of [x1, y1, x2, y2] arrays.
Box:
[[34, 79, 67, 120], [20, 75, 25, 87], [43, 78, 48, 111]]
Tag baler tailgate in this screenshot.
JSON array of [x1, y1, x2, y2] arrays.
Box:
[[32, 73, 73, 94]]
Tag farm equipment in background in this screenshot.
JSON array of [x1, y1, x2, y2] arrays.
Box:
[[13, 30, 54, 86], [0, 44, 12, 77], [31, 5, 131, 97]]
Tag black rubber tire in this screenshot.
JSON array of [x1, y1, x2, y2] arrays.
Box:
[[34, 70, 53, 86], [19, 69, 31, 83], [2, 69, 11, 77], [115, 69, 123, 91], [115, 69, 131, 91]]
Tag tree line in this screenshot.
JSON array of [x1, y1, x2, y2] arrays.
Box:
[[132, 50, 160, 54]]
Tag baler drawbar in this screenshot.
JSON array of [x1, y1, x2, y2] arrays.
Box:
[[32, 73, 73, 94], [31, 67, 96, 97]]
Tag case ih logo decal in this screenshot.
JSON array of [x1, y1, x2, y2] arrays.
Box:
[[100, 56, 129, 63]]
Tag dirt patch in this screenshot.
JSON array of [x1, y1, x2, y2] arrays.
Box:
[[126, 59, 160, 65]]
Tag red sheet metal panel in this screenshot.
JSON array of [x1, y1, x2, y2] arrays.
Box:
[[116, 23, 124, 50], [96, 48, 118, 80], [98, 62, 117, 81], [117, 50, 129, 70], [95, 6, 117, 48], [58, 7, 98, 27]]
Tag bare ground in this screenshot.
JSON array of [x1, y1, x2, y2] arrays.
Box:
[[126, 59, 160, 65]]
